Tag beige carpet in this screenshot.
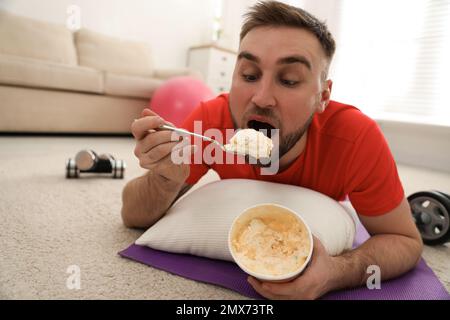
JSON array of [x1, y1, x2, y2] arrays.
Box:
[[0, 136, 449, 299]]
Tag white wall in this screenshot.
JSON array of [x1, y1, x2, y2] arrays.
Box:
[[0, 0, 217, 69], [218, 0, 342, 51], [377, 121, 450, 174], [219, 0, 256, 51]]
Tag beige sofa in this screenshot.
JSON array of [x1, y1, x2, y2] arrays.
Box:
[[0, 10, 200, 133]]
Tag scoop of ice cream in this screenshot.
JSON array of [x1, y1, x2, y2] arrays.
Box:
[[224, 129, 273, 159], [231, 214, 310, 276]]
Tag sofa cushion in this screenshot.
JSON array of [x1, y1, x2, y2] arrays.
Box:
[[104, 72, 162, 99], [0, 54, 103, 94], [75, 29, 154, 77], [0, 11, 77, 66]]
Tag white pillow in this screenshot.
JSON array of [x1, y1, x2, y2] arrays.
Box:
[[136, 179, 358, 261]]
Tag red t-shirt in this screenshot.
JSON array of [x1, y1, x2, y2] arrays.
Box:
[[181, 94, 404, 217]]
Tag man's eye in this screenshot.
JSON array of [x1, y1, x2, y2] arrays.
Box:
[[242, 74, 259, 82], [280, 79, 299, 87]]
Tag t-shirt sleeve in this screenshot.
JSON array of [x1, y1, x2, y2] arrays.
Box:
[[345, 121, 404, 216], [180, 103, 210, 185]]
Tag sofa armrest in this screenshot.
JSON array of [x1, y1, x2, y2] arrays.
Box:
[[153, 68, 203, 81]]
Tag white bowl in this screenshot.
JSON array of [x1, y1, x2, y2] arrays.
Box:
[[228, 203, 314, 282]]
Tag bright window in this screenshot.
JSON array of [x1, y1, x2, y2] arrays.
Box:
[[329, 0, 450, 126]]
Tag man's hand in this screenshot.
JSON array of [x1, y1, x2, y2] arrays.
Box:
[[131, 108, 196, 185], [122, 108, 196, 228], [247, 237, 335, 300]]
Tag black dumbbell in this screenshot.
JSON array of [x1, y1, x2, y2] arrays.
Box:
[[408, 190, 450, 245], [66, 150, 126, 179]]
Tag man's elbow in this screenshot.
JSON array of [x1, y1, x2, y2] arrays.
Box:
[[409, 234, 424, 267], [415, 238, 424, 266], [121, 185, 134, 228], [121, 197, 160, 229], [120, 195, 152, 228], [121, 206, 153, 229], [121, 205, 134, 228], [120, 184, 146, 229], [120, 190, 148, 228]]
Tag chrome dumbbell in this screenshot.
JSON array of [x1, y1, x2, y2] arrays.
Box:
[[66, 150, 126, 179]]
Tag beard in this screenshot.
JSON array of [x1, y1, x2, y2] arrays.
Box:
[[277, 112, 314, 159]]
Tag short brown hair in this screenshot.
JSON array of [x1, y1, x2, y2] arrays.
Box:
[[240, 1, 336, 61]]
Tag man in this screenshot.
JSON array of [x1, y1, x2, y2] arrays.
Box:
[[121, 1, 422, 299]]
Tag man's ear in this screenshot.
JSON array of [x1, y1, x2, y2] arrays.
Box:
[[317, 79, 333, 113]]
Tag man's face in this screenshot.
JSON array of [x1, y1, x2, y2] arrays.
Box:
[[229, 26, 332, 158]]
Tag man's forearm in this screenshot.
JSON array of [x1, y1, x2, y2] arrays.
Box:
[[121, 171, 185, 228], [327, 234, 423, 292]]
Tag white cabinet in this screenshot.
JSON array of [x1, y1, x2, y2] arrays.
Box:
[[187, 44, 237, 94]]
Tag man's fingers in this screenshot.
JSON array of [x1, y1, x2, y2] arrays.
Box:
[[143, 141, 182, 164], [179, 144, 198, 164], [131, 116, 165, 140], [141, 108, 158, 118], [140, 108, 175, 126], [262, 278, 300, 297], [247, 277, 285, 300], [142, 138, 190, 165], [140, 142, 196, 169], [248, 276, 309, 299], [310, 236, 327, 260], [136, 130, 182, 155]]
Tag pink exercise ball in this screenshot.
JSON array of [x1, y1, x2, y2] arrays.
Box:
[[149, 76, 215, 127]]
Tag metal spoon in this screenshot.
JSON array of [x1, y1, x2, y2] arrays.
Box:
[[157, 124, 227, 151]]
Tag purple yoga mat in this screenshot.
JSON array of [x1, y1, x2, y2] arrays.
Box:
[[119, 224, 450, 300]]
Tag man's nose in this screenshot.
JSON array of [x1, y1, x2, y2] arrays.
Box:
[[251, 77, 276, 108]]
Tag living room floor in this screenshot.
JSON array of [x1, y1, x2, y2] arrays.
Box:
[[0, 136, 449, 299]]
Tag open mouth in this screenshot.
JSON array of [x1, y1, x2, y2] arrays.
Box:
[[247, 120, 275, 138]]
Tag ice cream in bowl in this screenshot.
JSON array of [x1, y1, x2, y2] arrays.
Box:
[[228, 203, 313, 282]]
